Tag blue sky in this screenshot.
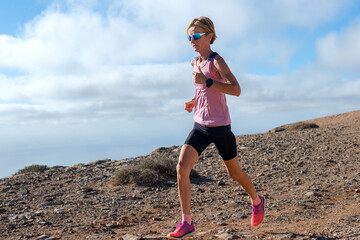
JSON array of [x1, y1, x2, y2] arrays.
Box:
[[0, 0, 360, 178]]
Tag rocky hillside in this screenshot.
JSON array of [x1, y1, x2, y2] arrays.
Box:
[[1, 111, 359, 240]]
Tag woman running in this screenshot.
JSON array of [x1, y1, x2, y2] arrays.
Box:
[[167, 16, 265, 239]]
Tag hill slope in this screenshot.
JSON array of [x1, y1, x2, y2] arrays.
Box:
[[1, 111, 359, 239]]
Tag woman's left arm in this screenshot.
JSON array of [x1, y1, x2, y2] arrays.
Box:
[[211, 56, 241, 96]]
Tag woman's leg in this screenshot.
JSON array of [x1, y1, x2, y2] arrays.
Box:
[[223, 156, 258, 201], [224, 156, 265, 226], [176, 144, 199, 215]]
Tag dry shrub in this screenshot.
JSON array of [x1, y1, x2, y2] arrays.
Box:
[[269, 122, 320, 133], [15, 164, 48, 175], [289, 122, 319, 131], [111, 157, 199, 187]]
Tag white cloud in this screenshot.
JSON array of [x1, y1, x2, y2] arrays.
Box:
[[0, 62, 193, 124], [257, 0, 352, 30], [316, 18, 360, 73], [212, 0, 353, 69], [0, 0, 357, 127], [0, 2, 194, 73], [0, 1, 197, 125], [230, 65, 360, 115]]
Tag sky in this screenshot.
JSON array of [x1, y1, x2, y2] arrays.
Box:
[[0, 0, 360, 178]]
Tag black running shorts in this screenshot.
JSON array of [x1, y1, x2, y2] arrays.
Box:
[[184, 122, 237, 160]]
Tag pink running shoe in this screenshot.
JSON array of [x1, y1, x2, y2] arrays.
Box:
[[251, 195, 265, 226], [167, 221, 196, 239]]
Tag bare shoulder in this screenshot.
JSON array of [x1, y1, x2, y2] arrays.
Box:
[[191, 57, 197, 67], [213, 54, 230, 71]]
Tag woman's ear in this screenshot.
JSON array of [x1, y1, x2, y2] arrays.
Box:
[[207, 33, 214, 44]]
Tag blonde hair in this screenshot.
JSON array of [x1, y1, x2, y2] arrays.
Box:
[[187, 16, 217, 44]]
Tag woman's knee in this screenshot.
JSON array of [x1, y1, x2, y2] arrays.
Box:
[[176, 161, 183, 174], [176, 144, 198, 177], [176, 162, 191, 179]]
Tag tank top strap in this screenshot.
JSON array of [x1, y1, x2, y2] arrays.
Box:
[[207, 52, 218, 61], [194, 52, 218, 64]]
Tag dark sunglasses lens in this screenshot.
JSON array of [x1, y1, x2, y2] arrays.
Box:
[[193, 34, 201, 40], [188, 36, 191, 41]]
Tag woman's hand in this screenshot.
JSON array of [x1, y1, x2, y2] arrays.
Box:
[[185, 99, 195, 113], [192, 66, 207, 85]]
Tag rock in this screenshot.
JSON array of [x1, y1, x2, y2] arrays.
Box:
[[232, 213, 247, 219], [278, 233, 296, 240], [216, 232, 239, 239], [36, 235, 49, 240], [217, 221, 227, 226], [238, 232, 252, 238], [121, 234, 141, 240], [305, 191, 315, 197], [218, 180, 226, 186], [344, 217, 354, 222], [54, 208, 64, 214]]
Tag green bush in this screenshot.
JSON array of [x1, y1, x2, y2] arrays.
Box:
[[111, 157, 199, 187], [15, 164, 48, 175]]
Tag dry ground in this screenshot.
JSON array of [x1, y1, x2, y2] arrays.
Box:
[[1, 111, 359, 240]]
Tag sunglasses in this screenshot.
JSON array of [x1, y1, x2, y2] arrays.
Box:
[[188, 32, 210, 41]]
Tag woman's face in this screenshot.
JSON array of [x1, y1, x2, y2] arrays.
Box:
[[188, 26, 211, 52]]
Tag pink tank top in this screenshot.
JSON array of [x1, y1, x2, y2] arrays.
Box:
[[193, 53, 231, 127]]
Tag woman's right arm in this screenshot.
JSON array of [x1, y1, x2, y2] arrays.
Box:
[[185, 97, 195, 113], [185, 58, 197, 113]]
